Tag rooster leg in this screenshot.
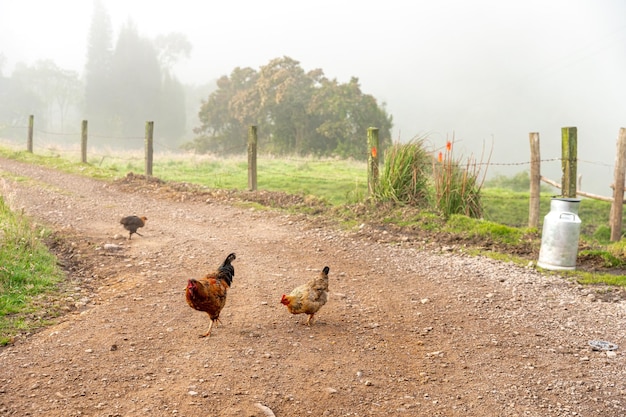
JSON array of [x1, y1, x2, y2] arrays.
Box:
[[305, 314, 315, 326], [200, 319, 215, 338]]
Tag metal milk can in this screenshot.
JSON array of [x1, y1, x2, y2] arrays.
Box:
[[537, 198, 582, 271]]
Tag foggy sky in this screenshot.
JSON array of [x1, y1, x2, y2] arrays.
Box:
[[1, 0, 625, 196]]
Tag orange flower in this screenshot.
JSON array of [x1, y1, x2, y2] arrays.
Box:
[[446, 141, 452, 152], [371, 147, 377, 158], [437, 151, 443, 162]]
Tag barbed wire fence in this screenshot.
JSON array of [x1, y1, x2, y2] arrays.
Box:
[[2, 118, 624, 240], [0, 121, 613, 184], [0, 123, 597, 166]]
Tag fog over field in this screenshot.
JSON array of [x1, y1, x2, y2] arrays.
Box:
[[1, 0, 625, 195]]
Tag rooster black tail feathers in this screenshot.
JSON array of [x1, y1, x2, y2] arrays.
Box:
[[219, 253, 236, 286], [322, 266, 330, 275], [223, 253, 236, 265]]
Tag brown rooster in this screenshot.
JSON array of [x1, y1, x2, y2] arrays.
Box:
[[185, 253, 236, 338], [120, 215, 147, 240], [281, 266, 330, 326]]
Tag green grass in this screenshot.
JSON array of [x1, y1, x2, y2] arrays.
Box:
[[481, 187, 626, 239], [0, 147, 120, 181], [575, 271, 626, 286], [84, 151, 368, 205], [0, 196, 65, 345], [445, 213, 530, 245]]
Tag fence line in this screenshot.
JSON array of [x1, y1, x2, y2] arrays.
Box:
[[4, 121, 615, 192], [2, 119, 616, 170], [4, 116, 625, 239]]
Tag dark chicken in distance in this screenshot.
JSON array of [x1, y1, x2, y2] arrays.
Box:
[[185, 253, 237, 338], [281, 266, 330, 326], [120, 215, 147, 240]]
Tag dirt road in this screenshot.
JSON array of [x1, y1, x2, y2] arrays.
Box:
[[0, 157, 625, 417]]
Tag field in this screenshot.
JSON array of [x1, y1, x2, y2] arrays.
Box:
[[4, 147, 368, 205]]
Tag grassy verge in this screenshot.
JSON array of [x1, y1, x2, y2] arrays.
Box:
[[0, 196, 66, 345]]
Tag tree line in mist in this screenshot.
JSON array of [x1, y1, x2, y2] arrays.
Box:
[[0, 1, 192, 148], [0, 1, 392, 158]]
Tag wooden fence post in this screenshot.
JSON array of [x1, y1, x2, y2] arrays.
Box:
[[145, 121, 154, 177], [27, 115, 34, 153], [529, 132, 541, 228], [248, 125, 257, 191], [610, 127, 626, 241], [81, 120, 88, 163], [367, 127, 379, 197], [561, 127, 577, 198]]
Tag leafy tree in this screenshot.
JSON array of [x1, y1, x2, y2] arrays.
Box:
[[190, 56, 392, 159], [255, 56, 315, 154], [189, 67, 258, 154], [308, 76, 393, 158]]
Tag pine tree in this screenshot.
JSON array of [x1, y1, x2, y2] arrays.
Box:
[[84, 0, 113, 137]]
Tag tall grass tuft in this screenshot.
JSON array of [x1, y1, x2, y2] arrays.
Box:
[[431, 138, 489, 218], [375, 138, 431, 206]]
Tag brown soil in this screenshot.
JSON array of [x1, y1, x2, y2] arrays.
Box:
[[0, 158, 625, 417]]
